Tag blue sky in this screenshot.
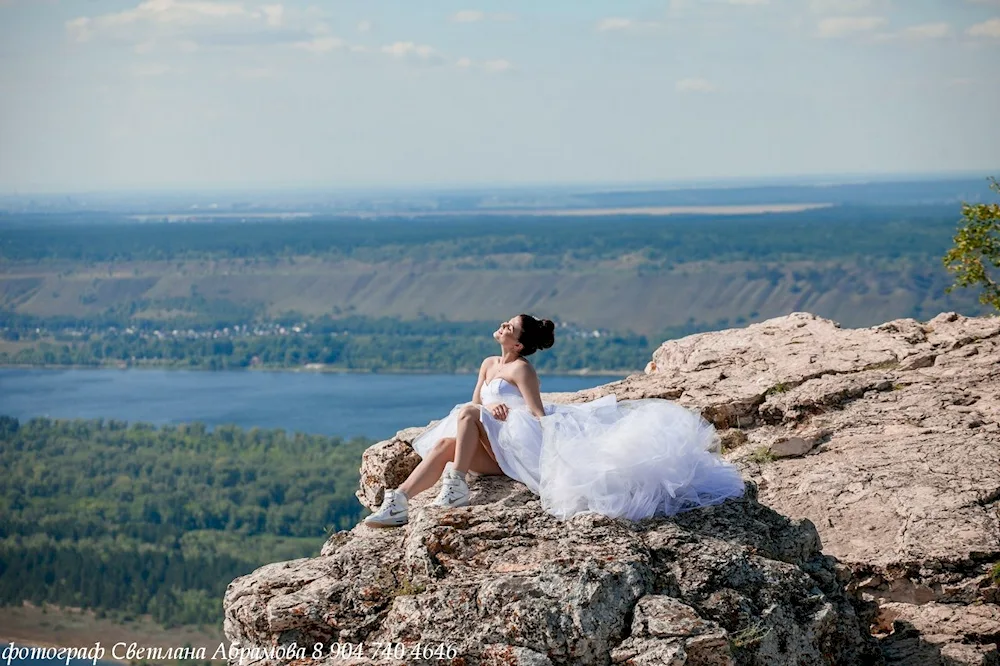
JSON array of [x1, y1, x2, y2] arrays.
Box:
[[0, 0, 998, 193]]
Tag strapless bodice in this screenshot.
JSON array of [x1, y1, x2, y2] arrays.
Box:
[[482, 377, 523, 403]]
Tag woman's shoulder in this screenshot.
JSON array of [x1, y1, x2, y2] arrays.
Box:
[[510, 358, 538, 380]]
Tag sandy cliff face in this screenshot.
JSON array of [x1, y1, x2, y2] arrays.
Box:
[[224, 311, 999, 666]]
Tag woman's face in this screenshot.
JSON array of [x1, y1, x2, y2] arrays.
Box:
[[494, 315, 523, 350]]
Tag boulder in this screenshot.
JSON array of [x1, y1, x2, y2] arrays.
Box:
[[875, 602, 1000, 666]]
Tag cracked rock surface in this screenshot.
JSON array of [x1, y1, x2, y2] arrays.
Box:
[[224, 311, 1000, 666], [627, 311, 1000, 665], [225, 479, 878, 665]]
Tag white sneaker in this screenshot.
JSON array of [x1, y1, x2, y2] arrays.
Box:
[[363, 489, 409, 527], [433, 463, 470, 508]]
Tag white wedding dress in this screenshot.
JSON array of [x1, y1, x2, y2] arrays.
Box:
[[410, 377, 745, 521]]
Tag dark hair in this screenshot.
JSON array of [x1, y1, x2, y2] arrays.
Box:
[[517, 314, 555, 356]]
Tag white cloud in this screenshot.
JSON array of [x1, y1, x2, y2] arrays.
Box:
[[967, 18, 1000, 38], [66, 1, 292, 45], [667, 0, 690, 16], [261, 4, 283, 27], [902, 22, 951, 39], [356, 20, 372, 33], [89, 1, 247, 29], [452, 56, 512, 73], [449, 10, 516, 23], [66, 17, 94, 42], [596, 17, 660, 32], [597, 17, 634, 32], [450, 10, 484, 23], [134, 39, 157, 53], [809, 0, 874, 13], [293, 36, 343, 53], [817, 16, 886, 37], [676, 78, 717, 93], [381, 41, 437, 59], [727, 0, 769, 5], [483, 59, 512, 72]]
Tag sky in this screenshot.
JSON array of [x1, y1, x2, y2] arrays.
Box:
[[0, 0, 998, 193]]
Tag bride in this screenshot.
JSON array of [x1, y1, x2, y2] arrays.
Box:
[[363, 314, 745, 527]]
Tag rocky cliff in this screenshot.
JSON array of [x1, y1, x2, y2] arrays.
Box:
[[223, 311, 1000, 666]]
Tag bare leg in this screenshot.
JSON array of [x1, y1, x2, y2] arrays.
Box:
[[399, 437, 454, 499], [466, 437, 504, 476], [455, 405, 503, 475], [395, 404, 507, 503]]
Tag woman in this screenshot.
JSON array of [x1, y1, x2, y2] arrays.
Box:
[[364, 314, 744, 527]]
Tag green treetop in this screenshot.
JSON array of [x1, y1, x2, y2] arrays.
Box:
[[943, 177, 1000, 312]]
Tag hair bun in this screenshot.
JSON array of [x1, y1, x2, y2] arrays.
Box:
[[538, 319, 555, 350], [516, 313, 556, 356]]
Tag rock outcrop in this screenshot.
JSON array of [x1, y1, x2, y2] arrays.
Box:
[[224, 311, 1000, 666], [593, 311, 1000, 665], [226, 478, 879, 665]]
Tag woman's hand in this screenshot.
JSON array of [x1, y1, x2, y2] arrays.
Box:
[[487, 403, 509, 421]]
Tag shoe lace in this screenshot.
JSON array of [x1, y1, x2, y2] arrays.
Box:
[[438, 477, 466, 502], [377, 491, 398, 511]]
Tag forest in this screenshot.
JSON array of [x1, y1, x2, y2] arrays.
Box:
[[0, 310, 720, 372], [0, 416, 371, 627]]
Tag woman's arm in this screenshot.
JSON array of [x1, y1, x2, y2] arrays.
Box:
[[511, 364, 546, 419], [471, 356, 496, 406]]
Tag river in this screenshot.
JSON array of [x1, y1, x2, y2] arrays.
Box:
[[0, 368, 624, 440]]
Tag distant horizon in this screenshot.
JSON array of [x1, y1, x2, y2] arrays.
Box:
[[1, 169, 997, 199]]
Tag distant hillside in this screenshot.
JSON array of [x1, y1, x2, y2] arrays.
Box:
[[0, 256, 985, 336], [0, 204, 991, 336]]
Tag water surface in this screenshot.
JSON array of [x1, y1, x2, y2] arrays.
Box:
[[0, 369, 624, 440]]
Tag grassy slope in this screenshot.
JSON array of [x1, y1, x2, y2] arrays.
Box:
[[1, 256, 987, 335]]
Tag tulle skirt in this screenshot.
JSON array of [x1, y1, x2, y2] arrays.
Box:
[[410, 394, 745, 521]]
